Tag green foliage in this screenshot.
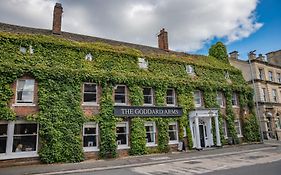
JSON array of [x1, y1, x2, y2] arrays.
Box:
[[129, 118, 147, 155], [157, 119, 170, 153], [243, 114, 261, 142], [208, 42, 229, 63]]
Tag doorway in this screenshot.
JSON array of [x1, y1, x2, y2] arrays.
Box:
[[199, 124, 206, 147]]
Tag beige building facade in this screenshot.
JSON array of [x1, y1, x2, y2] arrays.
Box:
[[229, 50, 281, 140]]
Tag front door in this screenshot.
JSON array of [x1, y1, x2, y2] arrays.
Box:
[[199, 124, 205, 147]]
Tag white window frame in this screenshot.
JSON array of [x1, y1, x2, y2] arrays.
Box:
[[234, 120, 243, 137], [232, 93, 238, 107], [216, 92, 225, 107], [185, 65, 194, 74], [225, 71, 230, 79], [221, 119, 228, 139], [166, 88, 176, 106], [272, 89, 278, 102], [85, 53, 93, 61], [14, 79, 35, 106], [116, 122, 129, 149], [258, 68, 264, 80], [145, 122, 157, 147], [83, 122, 99, 152], [194, 90, 202, 108], [114, 85, 127, 106], [261, 88, 267, 102], [82, 83, 98, 106], [277, 73, 281, 83], [168, 122, 179, 144], [269, 71, 273, 81], [143, 87, 154, 106], [0, 121, 39, 160], [138, 57, 148, 69]]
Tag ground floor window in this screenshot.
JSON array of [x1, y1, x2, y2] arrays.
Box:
[[221, 119, 228, 138], [145, 122, 156, 146], [234, 119, 242, 137], [0, 121, 38, 160], [83, 123, 98, 151], [116, 122, 129, 149], [168, 122, 178, 144]]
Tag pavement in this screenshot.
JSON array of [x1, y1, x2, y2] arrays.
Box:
[[0, 140, 280, 175]]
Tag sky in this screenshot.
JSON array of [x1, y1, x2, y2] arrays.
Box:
[[0, 0, 280, 60]]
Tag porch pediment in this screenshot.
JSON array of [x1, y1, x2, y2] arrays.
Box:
[[189, 108, 219, 118]]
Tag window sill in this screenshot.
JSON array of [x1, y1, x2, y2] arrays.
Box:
[[82, 103, 99, 107], [83, 147, 99, 152], [146, 143, 157, 147], [166, 104, 177, 107], [117, 145, 130, 150], [12, 103, 36, 107], [168, 141, 179, 145], [237, 135, 243, 138], [232, 105, 240, 108], [143, 104, 154, 106], [0, 152, 38, 160], [114, 103, 128, 106]]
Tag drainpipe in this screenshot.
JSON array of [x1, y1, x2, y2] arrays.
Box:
[[248, 50, 264, 143]]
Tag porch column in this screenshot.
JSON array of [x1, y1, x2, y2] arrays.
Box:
[[189, 118, 196, 148], [194, 117, 201, 149], [215, 115, 221, 146]]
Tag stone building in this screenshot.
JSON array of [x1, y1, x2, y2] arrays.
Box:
[[229, 50, 281, 140], [0, 3, 257, 166]]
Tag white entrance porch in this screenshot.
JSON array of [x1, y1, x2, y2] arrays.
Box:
[[189, 109, 221, 149]]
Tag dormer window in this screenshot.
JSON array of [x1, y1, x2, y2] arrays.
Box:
[[85, 53, 93, 61], [185, 65, 194, 74], [225, 71, 230, 79], [20, 47, 27, 54], [138, 58, 148, 69], [29, 45, 34, 54]]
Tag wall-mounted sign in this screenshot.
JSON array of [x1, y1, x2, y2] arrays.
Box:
[[114, 106, 183, 117]]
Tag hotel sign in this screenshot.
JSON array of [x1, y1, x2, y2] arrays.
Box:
[[114, 106, 183, 117]]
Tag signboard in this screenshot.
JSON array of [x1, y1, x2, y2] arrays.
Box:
[[114, 106, 183, 117]]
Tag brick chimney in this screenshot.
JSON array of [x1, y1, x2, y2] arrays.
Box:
[[52, 3, 63, 34], [158, 28, 169, 51], [229, 51, 239, 59]]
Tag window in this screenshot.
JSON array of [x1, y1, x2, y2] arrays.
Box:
[[194, 91, 202, 107], [234, 120, 242, 137], [83, 123, 98, 151], [272, 89, 277, 102], [168, 122, 178, 144], [217, 92, 225, 107], [185, 65, 194, 74], [269, 71, 273, 81], [232, 93, 238, 106], [16, 79, 35, 104], [85, 53, 93, 61], [277, 73, 281, 83], [138, 58, 148, 69], [258, 68, 264, 80], [114, 85, 127, 105], [0, 124, 8, 154], [221, 119, 228, 138], [13, 123, 38, 152], [261, 88, 267, 102], [116, 122, 129, 148], [225, 71, 230, 79], [83, 83, 97, 104], [143, 88, 153, 105], [20, 47, 27, 54], [276, 115, 281, 129], [145, 122, 156, 146], [166, 88, 176, 106]]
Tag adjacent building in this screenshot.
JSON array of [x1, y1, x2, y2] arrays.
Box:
[[229, 50, 281, 140], [0, 3, 257, 166]]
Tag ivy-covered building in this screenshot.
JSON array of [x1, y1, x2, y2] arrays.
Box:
[[0, 3, 259, 165]]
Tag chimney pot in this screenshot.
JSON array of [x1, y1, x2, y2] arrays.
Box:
[[52, 3, 63, 34], [158, 28, 169, 51]]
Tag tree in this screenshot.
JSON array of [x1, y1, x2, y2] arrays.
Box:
[[208, 41, 229, 63]]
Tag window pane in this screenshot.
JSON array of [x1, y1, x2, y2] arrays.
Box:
[[0, 137, 7, 153], [169, 131, 177, 141], [117, 126, 126, 134], [14, 124, 37, 135], [84, 84, 96, 93], [115, 86, 125, 94], [146, 133, 155, 143], [143, 88, 151, 95], [0, 124, 7, 135], [23, 80, 35, 91], [83, 136, 97, 147], [145, 126, 153, 132], [83, 93, 96, 102], [115, 95, 125, 103], [167, 89, 173, 96], [169, 124, 176, 131], [13, 135, 37, 152], [166, 97, 174, 104], [116, 134, 127, 145], [84, 127, 96, 135]]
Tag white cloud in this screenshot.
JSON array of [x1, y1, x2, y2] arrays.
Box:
[[0, 0, 262, 52]]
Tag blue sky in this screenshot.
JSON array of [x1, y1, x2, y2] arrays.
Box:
[[195, 0, 281, 60]]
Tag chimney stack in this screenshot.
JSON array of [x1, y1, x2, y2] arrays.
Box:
[[158, 28, 169, 51], [229, 51, 239, 59], [248, 51, 256, 60], [52, 3, 63, 34]]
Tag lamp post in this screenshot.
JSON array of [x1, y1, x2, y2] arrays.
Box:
[[248, 50, 264, 143]]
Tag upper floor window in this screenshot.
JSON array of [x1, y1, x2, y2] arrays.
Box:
[[83, 83, 97, 104], [116, 122, 129, 149], [185, 65, 194, 74], [138, 58, 148, 69], [221, 119, 228, 138], [232, 93, 238, 106], [277, 73, 281, 83], [85, 53, 93, 61], [272, 89, 277, 102], [83, 122, 98, 151], [166, 88, 176, 106], [194, 91, 202, 107], [216, 92, 225, 107], [225, 71, 230, 79], [258, 68, 264, 80], [143, 88, 153, 105], [114, 85, 127, 105], [234, 120, 242, 137], [16, 79, 35, 104], [269, 71, 273, 81], [261, 88, 267, 102]]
